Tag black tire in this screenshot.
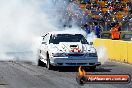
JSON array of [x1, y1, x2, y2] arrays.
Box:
[[38, 59, 43, 66], [47, 59, 53, 70], [46, 53, 53, 70], [38, 56, 46, 67], [89, 66, 96, 71]]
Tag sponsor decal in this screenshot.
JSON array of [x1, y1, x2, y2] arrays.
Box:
[[76, 66, 131, 85]]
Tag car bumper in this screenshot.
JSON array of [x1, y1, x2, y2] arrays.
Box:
[[50, 56, 101, 66]]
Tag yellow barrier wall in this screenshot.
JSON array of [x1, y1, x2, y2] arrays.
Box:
[[93, 39, 132, 64], [127, 42, 132, 64]]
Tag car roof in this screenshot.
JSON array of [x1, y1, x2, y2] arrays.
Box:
[[42, 30, 86, 37], [48, 31, 85, 35]]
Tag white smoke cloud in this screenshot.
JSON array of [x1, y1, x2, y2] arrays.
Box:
[[96, 46, 108, 64], [0, 0, 61, 62], [0, 0, 106, 65], [86, 32, 97, 42]]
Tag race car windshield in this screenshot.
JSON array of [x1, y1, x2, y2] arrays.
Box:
[[50, 34, 88, 44]]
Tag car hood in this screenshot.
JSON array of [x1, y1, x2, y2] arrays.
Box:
[[49, 42, 92, 53]]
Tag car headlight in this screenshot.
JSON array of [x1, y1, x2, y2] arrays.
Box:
[[52, 53, 66, 57]]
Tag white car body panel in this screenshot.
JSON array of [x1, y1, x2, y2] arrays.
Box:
[[39, 31, 101, 67]]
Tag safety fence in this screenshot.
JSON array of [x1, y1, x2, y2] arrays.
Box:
[[93, 38, 132, 64]]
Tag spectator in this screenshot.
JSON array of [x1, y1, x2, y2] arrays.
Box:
[[93, 22, 102, 38], [84, 23, 91, 35], [83, 0, 89, 3], [111, 22, 120, 40]]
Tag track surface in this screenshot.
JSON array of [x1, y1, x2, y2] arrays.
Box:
[[0, 61, 131, 88]]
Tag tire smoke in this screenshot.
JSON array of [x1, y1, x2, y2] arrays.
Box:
[[0, 0, 60, 63], [96, 46, 108, 64], [0, 0, 107, 65]]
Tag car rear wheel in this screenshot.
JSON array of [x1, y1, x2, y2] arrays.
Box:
[[38, 56, 46, 67], [38, 58, 43, 66]]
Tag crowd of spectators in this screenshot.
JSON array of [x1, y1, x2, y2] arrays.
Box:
[[68, 0, 132, 31]]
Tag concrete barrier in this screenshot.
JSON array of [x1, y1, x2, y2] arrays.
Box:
[[93, 38, 132, 64], [127, 42, 132, 64]]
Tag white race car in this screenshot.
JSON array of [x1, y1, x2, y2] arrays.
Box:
[[38, 31, 101, 70]]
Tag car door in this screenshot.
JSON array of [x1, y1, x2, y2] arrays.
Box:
[[40, 34, 49, 60]]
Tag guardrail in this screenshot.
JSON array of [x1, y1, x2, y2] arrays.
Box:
[[93, 38, 132, 64]]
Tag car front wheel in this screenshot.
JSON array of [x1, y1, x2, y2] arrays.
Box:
[[46, 53, 53, 70], [47, 58, 54, 70]]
